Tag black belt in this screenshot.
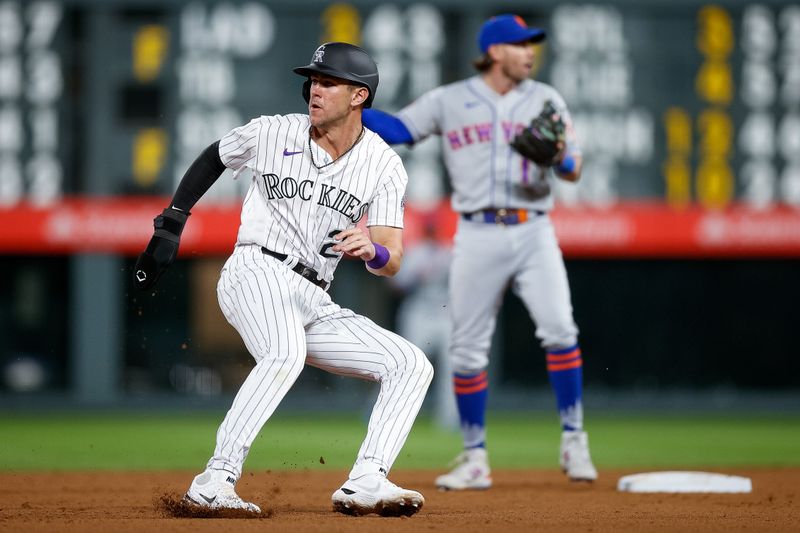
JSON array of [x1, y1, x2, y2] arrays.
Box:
[[260, 247, 329, 290], [461, 208, 545, 225]]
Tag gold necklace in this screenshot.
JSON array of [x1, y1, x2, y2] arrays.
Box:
[[308, 126, 365, 169]]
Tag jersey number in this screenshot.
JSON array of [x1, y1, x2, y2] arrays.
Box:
[[319, 229, 343, 258]]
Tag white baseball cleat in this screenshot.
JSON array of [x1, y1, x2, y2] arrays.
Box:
[[560, 430, 598, 482], [332, 473, 424, 517], [183, 468, 261, 513], [435, 447, 492, 490]]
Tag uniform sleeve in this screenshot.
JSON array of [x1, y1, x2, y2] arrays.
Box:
[[396, 86, 446, 142], [218, 117, 263, 178], [367, 156, 408, 228]]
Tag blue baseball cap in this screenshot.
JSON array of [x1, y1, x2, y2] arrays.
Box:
[[478, 14, 546, 54]]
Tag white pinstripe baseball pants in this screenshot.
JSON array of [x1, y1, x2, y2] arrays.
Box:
[[207, 245, 433, 480]]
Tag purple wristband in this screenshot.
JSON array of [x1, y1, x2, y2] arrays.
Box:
[[366, 242, 390, 269], [557, 155, 575, 174]]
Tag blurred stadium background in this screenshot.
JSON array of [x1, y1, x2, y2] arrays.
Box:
[[0, 0, 798, 431]]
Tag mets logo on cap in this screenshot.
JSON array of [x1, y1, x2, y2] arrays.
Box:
[[313, 45, 326, 63], [478, 13, 546, 53]]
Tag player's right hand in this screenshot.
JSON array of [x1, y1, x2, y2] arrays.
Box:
[[332, 227, 374, 260], [133, 207, 189, 291]]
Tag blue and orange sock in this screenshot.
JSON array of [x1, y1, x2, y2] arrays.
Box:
[[453, 370, 488, 448], [546, 344, 584, 431]]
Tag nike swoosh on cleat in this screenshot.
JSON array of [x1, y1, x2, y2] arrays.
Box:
[[283, 148, 303, 156], [198, 493, 217, 504]]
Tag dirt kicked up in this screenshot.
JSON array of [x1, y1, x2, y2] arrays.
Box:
[[1, 468, 797, 532]]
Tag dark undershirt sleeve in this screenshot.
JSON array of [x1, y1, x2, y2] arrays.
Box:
[[169, 140, 227, 212]]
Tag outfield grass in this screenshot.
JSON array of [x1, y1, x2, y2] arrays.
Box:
[[0, 412, 798, 471]]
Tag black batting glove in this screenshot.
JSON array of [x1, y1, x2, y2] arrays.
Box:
[[133, 207, 190, 291]]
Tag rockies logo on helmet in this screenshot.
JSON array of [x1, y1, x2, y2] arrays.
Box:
[[293, 42, 379, 108]]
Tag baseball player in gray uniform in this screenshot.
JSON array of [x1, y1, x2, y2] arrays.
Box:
[[362, 14, 597, 489], [134, 42, 433, 517]]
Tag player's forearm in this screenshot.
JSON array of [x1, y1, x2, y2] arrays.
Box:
[[361, 225, 404, 277], [134, 142, 224, 291], [170, 141, 227, 211], [366, 241, 403, 277]]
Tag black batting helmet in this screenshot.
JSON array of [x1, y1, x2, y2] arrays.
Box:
[[293, 42, 379, 108]]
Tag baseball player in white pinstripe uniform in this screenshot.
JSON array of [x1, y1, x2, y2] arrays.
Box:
[[134, 42, 432, 517], [363, 14, 598, 489]]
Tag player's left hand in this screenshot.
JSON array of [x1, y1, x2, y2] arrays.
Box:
[[510, 100, 567, 167], [332, 227, 376, 261]]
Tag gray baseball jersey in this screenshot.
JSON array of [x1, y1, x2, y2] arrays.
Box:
[[397, 76, 580, 214], [219, 113, 407, 283]]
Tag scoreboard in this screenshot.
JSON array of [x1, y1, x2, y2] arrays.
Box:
[[1, 0, 799, 257], [0, 1, 66, 206]]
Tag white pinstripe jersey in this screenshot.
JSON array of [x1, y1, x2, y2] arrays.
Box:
[[218, 113, 407, 283], [396, 76, 580, 214]]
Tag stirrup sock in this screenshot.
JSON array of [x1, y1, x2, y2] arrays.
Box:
[[547, 345, 584, 431], [454, 371, 488, 448]]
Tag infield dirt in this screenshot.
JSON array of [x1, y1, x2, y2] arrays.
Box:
[[0, 468, 797, 532]]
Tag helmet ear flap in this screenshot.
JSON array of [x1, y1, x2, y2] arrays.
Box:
[[302, 79, 311, 104]]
